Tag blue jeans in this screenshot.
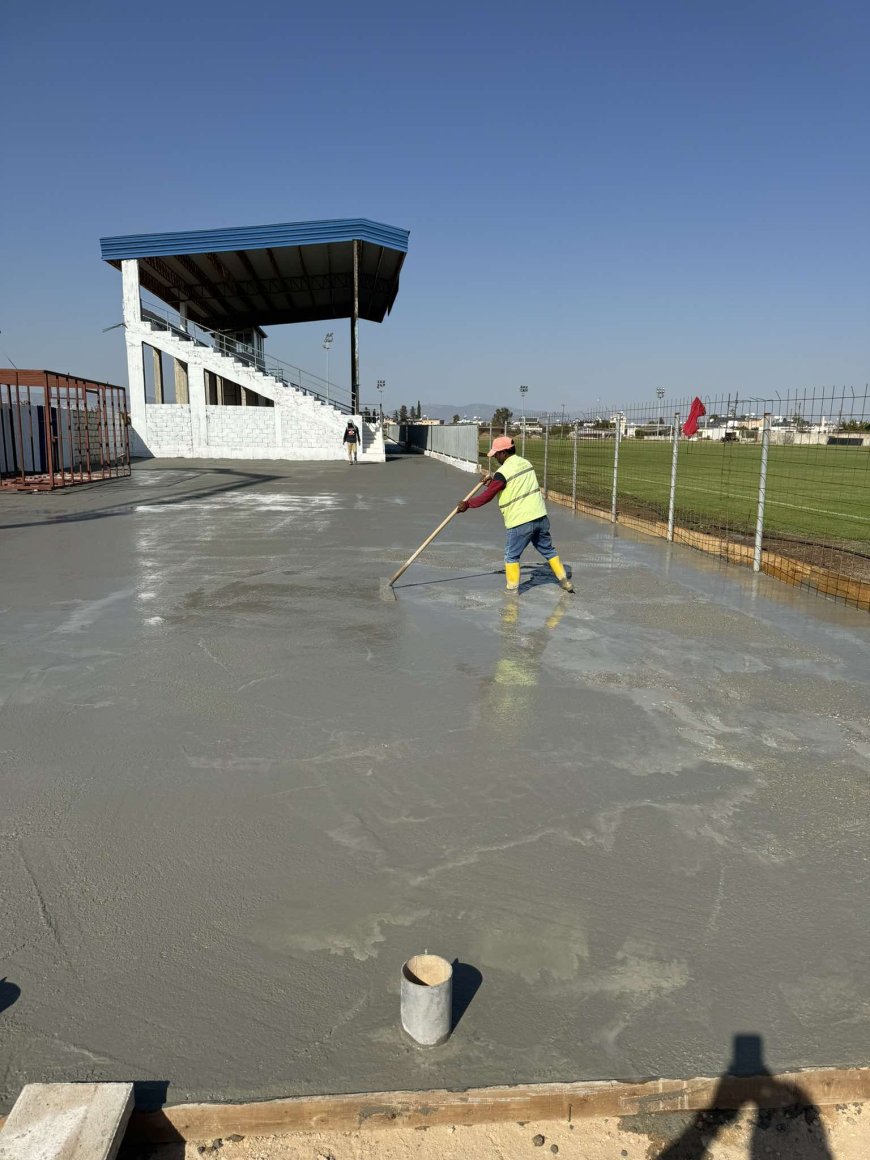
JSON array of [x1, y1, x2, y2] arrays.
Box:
[[504, 516, 556, 564]]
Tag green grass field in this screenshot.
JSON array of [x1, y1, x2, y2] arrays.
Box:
[[480, 437, 870, 545]]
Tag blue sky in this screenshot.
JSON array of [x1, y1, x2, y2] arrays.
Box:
[[2, 0, 868, 413]]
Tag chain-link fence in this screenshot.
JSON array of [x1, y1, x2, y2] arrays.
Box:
[[481, 388, 870, 612]]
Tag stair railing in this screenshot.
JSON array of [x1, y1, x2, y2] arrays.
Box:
[[140, 302, 352, 413]]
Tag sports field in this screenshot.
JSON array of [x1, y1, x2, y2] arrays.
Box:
[[482, 437, 870, 545]]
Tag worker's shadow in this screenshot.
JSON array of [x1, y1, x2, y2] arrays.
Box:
[[0, 977, 21, 1015], [117, 1082, 181, 1160], [656, 1034, 832, 1159]]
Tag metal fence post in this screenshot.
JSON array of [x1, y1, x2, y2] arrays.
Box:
[[543, 417, 549, 497], [667, 411, 680, 542], [753, 412, 772, 572], [610, 416, 621, 523], [571, 422, 578, 510]]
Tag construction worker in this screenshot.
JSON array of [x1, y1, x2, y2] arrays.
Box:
[[456, 435, 574, 593], [342, 420, 361, 463]]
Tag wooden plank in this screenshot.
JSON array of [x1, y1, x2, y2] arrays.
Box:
[[0, 1084, 133, 1160], [122, 1068, 870, 1144]]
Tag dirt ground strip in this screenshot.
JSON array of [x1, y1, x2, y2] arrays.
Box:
[[126, 1105, 868, 1160]]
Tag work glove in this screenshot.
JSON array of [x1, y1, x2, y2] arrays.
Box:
[[457, 501, 469, 513]]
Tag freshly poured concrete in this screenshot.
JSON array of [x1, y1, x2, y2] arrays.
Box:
[[1, 456, 868, 1111]]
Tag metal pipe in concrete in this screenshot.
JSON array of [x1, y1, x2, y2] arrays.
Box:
[[400, 954, 453, 1046]]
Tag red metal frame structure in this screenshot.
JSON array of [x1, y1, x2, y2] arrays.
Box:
[[0, 370, 131, 491]]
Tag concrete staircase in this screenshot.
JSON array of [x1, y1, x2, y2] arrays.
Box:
[[135, 315, 384, 462]]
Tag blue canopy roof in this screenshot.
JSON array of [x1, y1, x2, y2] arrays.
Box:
[[100, 218, 410, 329]]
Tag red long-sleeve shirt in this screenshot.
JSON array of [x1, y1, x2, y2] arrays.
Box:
[[467, 474, 506, 507]]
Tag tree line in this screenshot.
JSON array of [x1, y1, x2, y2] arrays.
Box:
[[390, 402, 424, 423]]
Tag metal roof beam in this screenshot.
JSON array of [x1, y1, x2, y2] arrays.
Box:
[[143, 257, 213, 318], [325, 245, 336, 317], [370, 245, 386, 312], [296, 246, 318, 311], [265, 248, 296, 310], [171, 252, 258, 317], [203, 252, 261, 317], [170, 272, 395, 303], [235, 251, 273, 308]]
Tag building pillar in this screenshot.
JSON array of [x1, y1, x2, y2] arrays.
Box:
[[188, 361, 207, 456], [174, 360, 189, 404], [121, 260, 147, 455], [152, 348, 163, 404]]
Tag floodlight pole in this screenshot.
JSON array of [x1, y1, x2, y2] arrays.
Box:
[[351, 240, 360, 415], [519, 384, 528, 456], [323, 331, 334, 405], [753, 413, 772, 573]]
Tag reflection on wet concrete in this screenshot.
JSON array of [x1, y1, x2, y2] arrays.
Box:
[[480, 593, 568, 743], [1, 455, 869, 1112]]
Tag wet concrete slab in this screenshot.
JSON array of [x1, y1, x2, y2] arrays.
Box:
[[1, 455, 868, 1110]]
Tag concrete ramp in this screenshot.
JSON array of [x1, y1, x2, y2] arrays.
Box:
[[0, 1085, 133, 1160]]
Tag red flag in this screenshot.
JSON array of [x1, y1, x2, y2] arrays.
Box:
[[682, 397, 706, 437]]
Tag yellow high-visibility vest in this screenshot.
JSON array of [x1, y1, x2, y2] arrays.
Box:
[[497, 453, 547, 529]]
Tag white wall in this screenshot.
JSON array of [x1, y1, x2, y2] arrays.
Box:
[[141, 401, 379, 461], [145, 404, 194, 456]]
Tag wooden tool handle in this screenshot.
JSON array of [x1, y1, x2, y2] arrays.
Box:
[[388, 479, 486, 587]]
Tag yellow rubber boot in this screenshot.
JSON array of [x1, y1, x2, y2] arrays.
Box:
[[505, 562, 521, 592], [548, 555, 574, 592]]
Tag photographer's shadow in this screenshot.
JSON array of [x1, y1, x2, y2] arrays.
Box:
[[658, 1034, 832, 1159]]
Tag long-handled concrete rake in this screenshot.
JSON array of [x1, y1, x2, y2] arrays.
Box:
[[387, 479, 486, 591]]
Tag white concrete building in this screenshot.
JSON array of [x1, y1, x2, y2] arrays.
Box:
[[101, 219, 410, 463]]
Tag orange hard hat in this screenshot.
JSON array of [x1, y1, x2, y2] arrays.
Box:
[[487, 435, 515, 456]]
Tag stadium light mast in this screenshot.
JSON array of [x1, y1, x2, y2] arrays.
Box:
[[519, 384, 529, 455]]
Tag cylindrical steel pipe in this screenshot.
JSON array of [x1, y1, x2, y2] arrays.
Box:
[[401, 954, 453, 1047]]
